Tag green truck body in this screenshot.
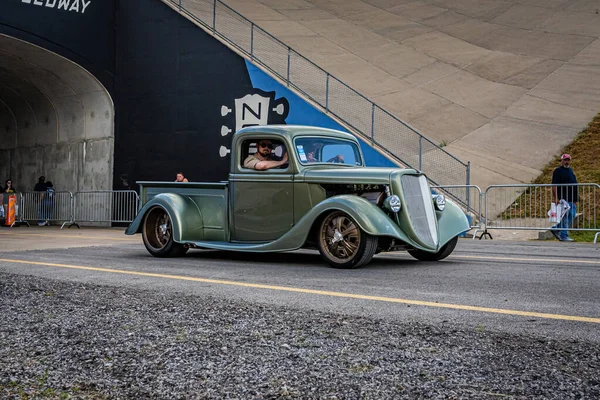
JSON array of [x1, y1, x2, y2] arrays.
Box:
[[126, 125, 469, 268]]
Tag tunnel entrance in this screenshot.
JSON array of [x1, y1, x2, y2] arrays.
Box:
[[0, 33, 114, 193]]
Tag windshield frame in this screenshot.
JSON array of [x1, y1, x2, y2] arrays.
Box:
[[293, 136, 363, 167]]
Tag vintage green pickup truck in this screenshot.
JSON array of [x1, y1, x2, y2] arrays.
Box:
[[126, 125, 469, 268]]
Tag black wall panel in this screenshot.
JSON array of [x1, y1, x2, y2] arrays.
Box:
[[114, 0, 253, 187]]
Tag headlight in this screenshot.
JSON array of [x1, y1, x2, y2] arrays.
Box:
[[433, 194, 446, 211], [383, 195, 401, 213]]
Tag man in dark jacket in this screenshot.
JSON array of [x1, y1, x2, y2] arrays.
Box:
[[34, 176, 47, 225], [34, 176, 46, 192], [551, 154, 578, 242]]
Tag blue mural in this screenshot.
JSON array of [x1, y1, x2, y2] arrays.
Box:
[[245, 61, 396, 168]]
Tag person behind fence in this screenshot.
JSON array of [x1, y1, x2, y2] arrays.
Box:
[[39, 181, 55, 226], [551, 154, 578, 242], [175, 172, 189, 182], [1, 179, 17, 219], [34, 175, 47, 225]]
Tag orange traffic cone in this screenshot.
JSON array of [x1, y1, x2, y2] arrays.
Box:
[[5, 194, 16, 226]]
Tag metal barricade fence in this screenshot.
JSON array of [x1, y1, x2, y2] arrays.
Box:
[[13, 190, 140, 229], [164, 0, 471, 197], [479, 183, 600, 242], [432, 185, 483, 230], [18, 191, 74, 228], [73, 191, 140, 226]]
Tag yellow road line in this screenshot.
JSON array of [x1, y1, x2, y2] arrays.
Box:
[[381, 253, 600, 265], [0, 232, 138, 241], [1, 258, 598, 324], [453, 254, 600, 265]]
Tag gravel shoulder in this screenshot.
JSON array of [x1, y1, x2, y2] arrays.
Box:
[[1, 271, 599, 399]]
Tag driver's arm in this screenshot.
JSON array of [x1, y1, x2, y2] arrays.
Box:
[[255, 152, 288, 170]]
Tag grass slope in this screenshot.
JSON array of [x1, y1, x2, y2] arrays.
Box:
[[534, 113, 600, 185]]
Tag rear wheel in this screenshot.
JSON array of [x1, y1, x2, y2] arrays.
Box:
[[317, 211, 378, 269], [142, 206, 188, 257], [407, 235, 458, 261]]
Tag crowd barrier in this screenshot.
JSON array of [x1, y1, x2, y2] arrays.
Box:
[[466, 183, 600, 243], [4, 185, 599, 242], [9, 190, 139, 229], [74, 191, 139, 226]]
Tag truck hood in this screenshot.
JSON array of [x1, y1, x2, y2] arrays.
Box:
[[300, 167, 418, 185]]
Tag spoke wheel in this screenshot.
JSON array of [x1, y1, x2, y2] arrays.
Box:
[[408, 235, 458, 261], [142, 206, 188, 257], [317, 211, 377, 269]]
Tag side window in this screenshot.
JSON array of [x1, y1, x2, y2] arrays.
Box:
[[241, 139, 288, 170]]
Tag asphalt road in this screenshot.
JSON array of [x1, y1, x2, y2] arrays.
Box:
[[0, 228, 598, 343]]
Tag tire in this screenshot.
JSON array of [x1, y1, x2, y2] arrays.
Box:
[[142, 206, 188, 257], [317, 211, 378, 269], [407, 235, 458, 261]]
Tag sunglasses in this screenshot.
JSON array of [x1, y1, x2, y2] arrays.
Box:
[[259, 142, 273, 149]]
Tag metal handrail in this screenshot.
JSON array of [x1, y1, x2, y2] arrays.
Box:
[[166, 0, 470, 194]]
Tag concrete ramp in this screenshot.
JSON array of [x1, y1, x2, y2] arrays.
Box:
[[222, 0, 600, 189]]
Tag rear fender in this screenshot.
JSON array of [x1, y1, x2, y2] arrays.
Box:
[[125, 193, 204, 242]]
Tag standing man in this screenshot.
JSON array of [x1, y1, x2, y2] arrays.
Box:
[[34, 175, 46, 192], [34, 176, 47, 225], [551, 154, 578, 242]]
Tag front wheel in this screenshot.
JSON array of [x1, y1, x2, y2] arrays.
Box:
[[142, 206, 188, 257], [317, 211, 378, 269], [407, 236, 458, 261]]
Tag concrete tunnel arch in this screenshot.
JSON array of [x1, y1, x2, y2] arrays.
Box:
[[0, 33, 114, 193]]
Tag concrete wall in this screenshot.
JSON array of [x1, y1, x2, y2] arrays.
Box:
[[0, 34, 114, 193]]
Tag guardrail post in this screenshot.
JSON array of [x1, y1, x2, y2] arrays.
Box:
[[418, 136, 423, 171], [370, 103, 375, 145], [212, 0, 217, 33], [287, 47, 291, 87], [178, 0, 181, 12], [466, 161, 471, 215], [325, 74, 329, 113], [66, 191, 80, 229], [250, 23, 254, 61]]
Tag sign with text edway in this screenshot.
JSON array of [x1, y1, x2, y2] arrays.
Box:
[[20, 0, 92, 14]]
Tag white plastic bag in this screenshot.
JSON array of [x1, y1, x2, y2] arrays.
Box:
[[548, 202, 558, 222], [548, 200, 570, 222]]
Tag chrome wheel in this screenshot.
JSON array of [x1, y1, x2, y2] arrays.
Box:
[[319, 212, 361, 263], [145, 208, 172, 250], [142, 207, 187, 257]]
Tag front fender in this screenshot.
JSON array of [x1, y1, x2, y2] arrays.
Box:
[[438, 198, 470, 246], [125, 193, 204, 242], [270, 195, 430, 251]]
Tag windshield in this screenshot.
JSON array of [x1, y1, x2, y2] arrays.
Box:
[[295, 137, 363, 166]]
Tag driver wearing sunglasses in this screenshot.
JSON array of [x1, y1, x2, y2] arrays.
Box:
[[243, 140, 289, 170]]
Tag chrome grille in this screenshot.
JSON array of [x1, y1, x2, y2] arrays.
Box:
[[401, 175, 438, 248]]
